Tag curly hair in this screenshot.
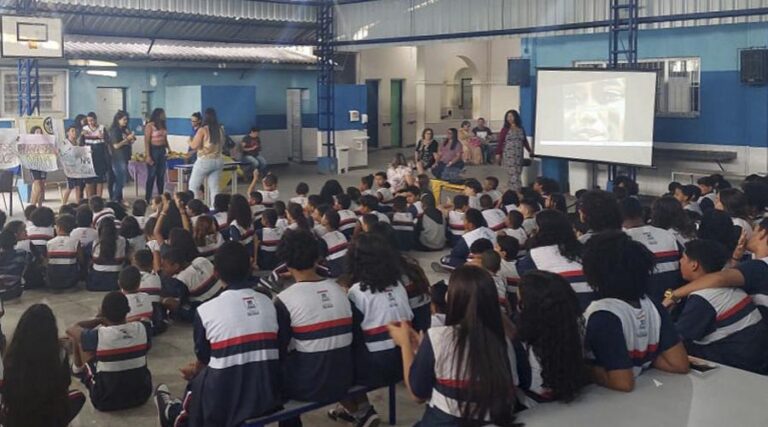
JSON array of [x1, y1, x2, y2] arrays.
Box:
[[651, 196, 695, 240], [527, 210, 582, 262], [518, 270, 589, 402], [346, 232, 402, 293], [578, 190, 622, 232]]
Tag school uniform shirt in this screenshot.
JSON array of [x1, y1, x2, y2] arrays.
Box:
[[358, 211, 391, 224], [514, 341, 555, 408], [92, 208, 116, 228], [482, 208, 507, 232], [402, 274, 431, 333], [376, 187, 394, 206], [46, 235, 80, 289], [139, 271, 162, 302], [275, 279, 354, 402], [212, 211, 228, 232], [26, 225, 54, 256], [134, 215, 148, 230], [499, 258, 521, 305], [467, 195, 480, 210], [187, 288, 281, 426], [517, 245, 594, 311], [320, 230, 348, 278], [624, 225, 683, 302], [409, 326, 517, 424], [522, 218, 537, 236], [503, 204, 519, 214], [409, 201, 425, 219], [441, 227, 497, 269], [337, 209, 358, 238], [699, 192, 717, 212], [71, 227, 98, 248], [732, 217, 754, 241], [250, 204, 266, 223], [275, 217, 289, 231], [196, 232, 224, 261], [88, 238, 127, 291], [125, 291, 156, 323], [684, 202, 702, 217], [736, 257, 768, 318], [483, 190, 502, 205], [172, 257, 224, 305], [348, 281, 414, 387], [252, 227, 282, 271], [14, 239, 31, 254], [584, 297, 680, 377], [312, 223, 328, 238], [417, 213, 446, 251], [0, 249, 31, 300], [79, 321, 152, 411], [290, 195, 308, 208], [676, 288, 768, 374], [501, 227, 528, 247], [446, 210, 465, 238], [229, 220, 255, 257], [258, 189, 280, 208]]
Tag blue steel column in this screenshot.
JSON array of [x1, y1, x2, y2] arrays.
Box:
[[17, 59, 40, 116], [316, 1, 336, 171]]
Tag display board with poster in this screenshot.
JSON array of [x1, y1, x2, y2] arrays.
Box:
[[0, 128, 20, 169], [17, 134, 57, 172]]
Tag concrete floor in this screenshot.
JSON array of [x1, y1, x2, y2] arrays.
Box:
[[2, 149, 515, 427]]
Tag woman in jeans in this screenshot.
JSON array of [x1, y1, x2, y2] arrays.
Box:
[[189, 108, 225, 206], [144, 108, 169, 201], [109, 110, 135, 203]]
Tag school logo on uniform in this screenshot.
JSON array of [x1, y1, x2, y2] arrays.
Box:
[[386, 290, 398, 308], [318, 290, 334, 309], [635, 310, 648, 338], [243, 297, 259, 316]]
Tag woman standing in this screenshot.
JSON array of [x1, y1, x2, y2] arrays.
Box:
[[414, 128, 438, 171], [109, 111, 135, 204], [81, 112, 109, 198], [431, 128, 464, 181], [28, 126, 46, 207], [144, 108, 169, 202], [188, 108, 225, 206], [496, 109, 532, 191], [2, 304, 85, 426]]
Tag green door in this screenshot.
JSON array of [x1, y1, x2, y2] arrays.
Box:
[[390, 79, 403, 147]]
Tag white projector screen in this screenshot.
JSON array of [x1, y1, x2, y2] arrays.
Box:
[[534, 69, 657, 167]]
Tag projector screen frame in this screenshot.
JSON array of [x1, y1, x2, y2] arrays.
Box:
[[532, 67, 659, 168]]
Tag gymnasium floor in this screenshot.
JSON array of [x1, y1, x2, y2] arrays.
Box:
[[2, 149, 513, 426]]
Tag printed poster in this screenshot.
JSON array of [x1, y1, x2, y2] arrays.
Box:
[[0, 129, 20, 169], [58, 141, 95, 179], [17, 134, 58, 172], [21, 116, 55, 135]]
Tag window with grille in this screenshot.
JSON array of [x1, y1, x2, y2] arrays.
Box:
[[1, 69, 68, 117], [574, 57, 700, 118]]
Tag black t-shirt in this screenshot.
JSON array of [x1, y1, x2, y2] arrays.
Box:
[[416, 139, 438, 165]]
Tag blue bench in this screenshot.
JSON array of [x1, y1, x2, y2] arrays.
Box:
[[243, 384, 398, 426]]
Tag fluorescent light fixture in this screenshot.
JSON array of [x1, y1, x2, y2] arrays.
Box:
[[69, 59, 118, 67], [86, 70, 117, 78]]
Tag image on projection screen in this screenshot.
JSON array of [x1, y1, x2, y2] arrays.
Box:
[[535, 69, 657, 166]]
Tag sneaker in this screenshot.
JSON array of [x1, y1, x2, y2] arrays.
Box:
[[355, 406, 380, 427], [431, 261, 449, 273], [327, 405, 356, 423], [154, 384, 180, 424]]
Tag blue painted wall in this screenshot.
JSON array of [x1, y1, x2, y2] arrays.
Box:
[[320, 84, 367, 131], [521, 22, 768, 185], [68, 66, 318, 135]]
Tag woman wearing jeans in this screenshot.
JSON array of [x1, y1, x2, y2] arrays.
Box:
[[144, 108, 169, 201], [188, 108, 225, 206], [109, 110, 135, 203]]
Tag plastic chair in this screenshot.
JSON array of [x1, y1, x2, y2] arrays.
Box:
[[0, 170, 24, 216]]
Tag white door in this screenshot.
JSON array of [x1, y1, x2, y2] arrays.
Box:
[[286, 89, 303, 162], [96, 87, 125, 125]]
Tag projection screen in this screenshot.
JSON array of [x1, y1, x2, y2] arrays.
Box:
[[534, 69, 657, 167]]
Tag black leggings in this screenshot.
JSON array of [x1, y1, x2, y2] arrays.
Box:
[[146, 146, 167, 201]]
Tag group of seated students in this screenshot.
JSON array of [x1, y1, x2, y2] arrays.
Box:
[[0, 166, 766, 427]]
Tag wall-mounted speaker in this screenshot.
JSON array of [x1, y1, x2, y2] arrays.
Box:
[[740, 49, 768, 86], [508, 58, 531, 87]]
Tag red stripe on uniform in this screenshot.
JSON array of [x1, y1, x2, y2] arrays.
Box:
[[437, 378, 469, 388], [716, 296, 752, 322], [363, 325, 390, 336], [96, 343, 148, 357], [559, 270, 583, 278], [210, 332, 278, 350], [127, 312, 153, 321], [627, 344, 658, 359], [654, 250, 679, 259], [292, 317, 353, 333], [48, 251, 77, 257]]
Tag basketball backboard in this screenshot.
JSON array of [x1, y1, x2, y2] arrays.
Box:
[[1, 16, 63, 58]]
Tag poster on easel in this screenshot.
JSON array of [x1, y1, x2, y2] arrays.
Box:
[[17, 134, 58, 172], [0, 128, 20, 169]]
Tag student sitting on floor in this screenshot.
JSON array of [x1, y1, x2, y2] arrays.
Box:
[[496, 235, 521, 307], [400, 255, 432, 333], [359, 174, 375, 197], [318, 210, 349, 278], [517, 210, 592, 311], [328, 232, 414, 427], [515, 270, 590, 408], [415, 194, 446, 251], [131, 199, 149, 229], [0, 229, 30, 301], [46, 214, 81, 290], [227, 194, 256, 261], [160, 248, 223, 322], [310, 203, 330, 238], [390, 196, 416, 251], [192, 215, 224, 262], [577, 189, 623, 243], [121, 216, 145, 258], [674, 239, 768, 374], [286, 202, 312, 232], [697, 175, 718, 212], [260, 173, 280, 208], [88, 220, 127, 292], [403, 186, 423, 219], [358, 194, 390, 224], [429, 282, 448, 328], [444, 195, 469, 247], [463, 178, 482, 210], [620, 197, 683, 302], [473, 248, 510, 312], [500, 209, 528, 247], [674, 184, 703, 219], [480, 194, 506, 232], [133, 249, 162, 300], [518, 198, 540, 237], [68, 291, 152, 411], [582, 231, 689, 392], [291, 182, 310, 208], [374, 172, 394, 212], [482, 176, 502, 206], [249, 191, 266, 225], [387, 265, 517, 427], [90, 196, 115, 228], [27, 206, 55, 256], [155, 242, 281, 427], [274, 230, 354, 417], [500, 189, 520, 214], [437, 209, 496, 270], [120, 266, 166, 336], [255, 209, 284, 271], [72, 206, 98, 248], [185, 199, 207, 229], [333, 193, 358, 239], [212, 193, 231, 235]]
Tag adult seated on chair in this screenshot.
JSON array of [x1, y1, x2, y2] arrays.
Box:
[[431, 128, 464, 181], [241, 127, 268, 175]]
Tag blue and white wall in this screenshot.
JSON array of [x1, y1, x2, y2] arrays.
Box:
[[68, 65, 319, 163], [520, 22, 768, 194]]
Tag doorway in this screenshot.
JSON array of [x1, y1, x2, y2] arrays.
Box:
[[460, 78, 473, 119], [390, 79, 404, 148], [96, 87, 126, 123], [286, 88, 305, 162], [365, 80, 379, 148]]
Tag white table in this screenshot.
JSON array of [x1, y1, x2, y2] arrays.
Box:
[[517, 367, 768, 427], [175, 162, 246, 194]]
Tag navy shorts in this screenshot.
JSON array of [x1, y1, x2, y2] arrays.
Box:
[[31, 170, 47, 180], [67, 178, 83, 189]]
